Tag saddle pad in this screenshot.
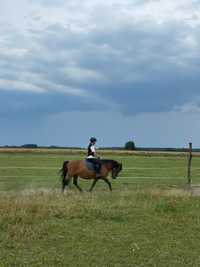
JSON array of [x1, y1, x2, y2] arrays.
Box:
[[85, 159, 95, 171]]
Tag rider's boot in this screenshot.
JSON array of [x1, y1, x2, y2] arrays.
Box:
[[96, 173, 101, 178]]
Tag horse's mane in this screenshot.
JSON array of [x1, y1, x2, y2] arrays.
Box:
[[100, 159, 119, 168]]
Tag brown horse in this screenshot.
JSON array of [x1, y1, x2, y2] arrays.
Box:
[[59, 159, 122, 192]]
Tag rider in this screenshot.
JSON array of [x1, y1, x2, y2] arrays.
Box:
[[86, 137, 102, 178]]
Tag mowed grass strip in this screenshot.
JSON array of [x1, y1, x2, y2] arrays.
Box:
[[0, 152, 200, 191]]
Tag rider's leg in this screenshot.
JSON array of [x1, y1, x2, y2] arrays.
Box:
[[94, 161, 102, 178], [87, 158, 102, 178]]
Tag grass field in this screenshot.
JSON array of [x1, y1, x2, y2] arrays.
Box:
[[1, 151, 200, 266]]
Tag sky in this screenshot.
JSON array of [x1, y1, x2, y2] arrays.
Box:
[[0, 0, 200, 148]]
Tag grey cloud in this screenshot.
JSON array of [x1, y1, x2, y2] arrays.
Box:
[[1, 8, 200, 117], [0, 89, 111, 120]]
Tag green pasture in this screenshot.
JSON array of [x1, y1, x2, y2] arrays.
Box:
[[1, 151, 200, 267], [0, 151, 200, 191]]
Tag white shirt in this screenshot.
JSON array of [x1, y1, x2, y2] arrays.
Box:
[[87, 145, 96, 158]]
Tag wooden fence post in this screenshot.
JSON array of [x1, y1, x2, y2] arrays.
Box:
[[187, 142, 192, 186]]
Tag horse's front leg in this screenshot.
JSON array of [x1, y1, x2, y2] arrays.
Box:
[[101, 177, 112, 191], [89, 178, 99, 192]]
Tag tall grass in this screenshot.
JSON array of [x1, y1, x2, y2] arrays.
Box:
[[1, 151, 200, 266], [1, 188, 200, 266]]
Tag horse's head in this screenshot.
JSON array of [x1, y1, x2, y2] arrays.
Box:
[[111, 161, 122, 179]]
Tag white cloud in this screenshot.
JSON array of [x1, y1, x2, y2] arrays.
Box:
[[0, 0, 200, 115], [0, 79, 45, 93], [174, 102, 200, 113], [63, 65, 106, 83]]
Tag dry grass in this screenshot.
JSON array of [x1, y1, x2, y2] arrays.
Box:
[[1, 147, 200, 157]]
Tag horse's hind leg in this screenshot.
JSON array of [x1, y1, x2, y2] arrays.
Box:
[[73, 175, 83, 192], [62, 175, 71, 192], [62, 176, 65, 192]]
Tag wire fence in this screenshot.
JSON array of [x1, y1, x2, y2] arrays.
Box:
[[0, 166, 199, 186], [0, 144, 199, 190]]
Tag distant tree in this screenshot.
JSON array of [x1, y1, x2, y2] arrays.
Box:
[[21, 144, 38, 148], [124, 141, 135, 150]]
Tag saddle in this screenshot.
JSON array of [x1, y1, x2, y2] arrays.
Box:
[[85, 159, 96, 172]]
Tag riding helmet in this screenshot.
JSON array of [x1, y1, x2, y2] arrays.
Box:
[[90, 137, 97, 142]]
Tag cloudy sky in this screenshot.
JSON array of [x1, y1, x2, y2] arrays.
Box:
[[0, 0, 200, 148]]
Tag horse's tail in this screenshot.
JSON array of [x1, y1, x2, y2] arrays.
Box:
[[59, 160, 69, 180]]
